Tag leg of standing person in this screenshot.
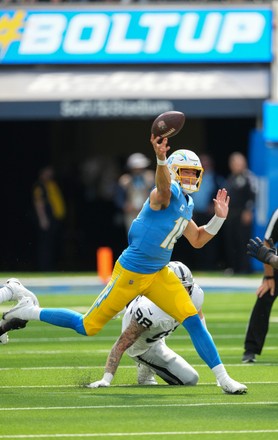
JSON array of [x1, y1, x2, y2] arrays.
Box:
[[243, 288, 278, 362]]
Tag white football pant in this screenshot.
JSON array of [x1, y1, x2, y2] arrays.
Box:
[[132, 339, 199, 385]]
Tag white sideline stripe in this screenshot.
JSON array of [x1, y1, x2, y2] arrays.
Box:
[[0, 402, 277, 412], [0, 431, 278, 438]]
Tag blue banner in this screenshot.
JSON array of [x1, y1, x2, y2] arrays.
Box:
[[0, 8, 272, 64]]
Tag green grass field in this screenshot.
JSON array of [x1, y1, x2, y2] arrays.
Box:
[[1, 281, 278, 440]]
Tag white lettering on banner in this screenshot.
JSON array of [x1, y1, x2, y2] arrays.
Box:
[[139, 13, 180, 53], [19, 14, 66, 54], [18, 11, 267, 57], [60, 100, 174, 118], [176, 13, 222, 53], [217, 13, 265, 52], [106, 14, 142, 53], [64, 14, 109, 54]]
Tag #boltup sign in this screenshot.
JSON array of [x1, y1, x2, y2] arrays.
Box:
[[0, 8, 273, 64]]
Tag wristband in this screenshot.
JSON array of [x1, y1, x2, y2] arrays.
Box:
[[204, 215, 226, 236], [263, 276, 275, 280], [157, 157, 167, 166], [103, 372, 114, 384]]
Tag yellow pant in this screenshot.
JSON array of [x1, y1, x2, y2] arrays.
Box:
[[83, 260, 197, 336]]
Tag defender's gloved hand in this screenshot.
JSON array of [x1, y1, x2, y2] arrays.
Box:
[[86, 378, 111, 388]]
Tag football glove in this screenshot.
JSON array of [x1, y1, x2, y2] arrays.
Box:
[[247, 237, 276, 264], [86, 378, 111, 388]]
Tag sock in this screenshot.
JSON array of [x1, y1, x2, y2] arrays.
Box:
[[40, 309, 87, 335], [27, 306, 41, 321], [182, 314, 222, 369], [0, 287, 13, 303], [212, 364, 229, 384]]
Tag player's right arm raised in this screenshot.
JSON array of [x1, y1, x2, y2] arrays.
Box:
[[149, 135, 171, 210]]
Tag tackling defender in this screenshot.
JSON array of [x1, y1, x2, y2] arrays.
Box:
[[88, 261, 206, 388], [2, 136, 247, 394]]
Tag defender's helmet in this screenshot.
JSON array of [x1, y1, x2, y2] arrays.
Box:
[[167, 261, 204, 311], [167, 261, 194, 294], [167, 149, 203, 194], [190, 284, 204, 312]]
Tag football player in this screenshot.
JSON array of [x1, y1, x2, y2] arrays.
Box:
[[2, 136, 247, 394], [87, 261, 206, 387]]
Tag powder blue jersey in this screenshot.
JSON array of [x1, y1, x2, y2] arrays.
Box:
[[119, 181, 194, 273]]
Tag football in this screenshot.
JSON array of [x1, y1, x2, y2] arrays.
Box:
[[151, 111, 185, 138]]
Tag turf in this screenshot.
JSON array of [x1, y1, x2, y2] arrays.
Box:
[[1, 285, 278, 440]]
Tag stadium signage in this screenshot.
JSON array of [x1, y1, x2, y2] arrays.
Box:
[[0, 9, 272, 63], [60, 100, 175, 118]]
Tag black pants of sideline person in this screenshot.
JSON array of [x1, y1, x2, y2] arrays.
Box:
[[243, 275, 278, 356]]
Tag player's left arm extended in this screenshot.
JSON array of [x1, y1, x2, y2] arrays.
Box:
[[184, 188, 229, 248], [86, 318, 147, 388]]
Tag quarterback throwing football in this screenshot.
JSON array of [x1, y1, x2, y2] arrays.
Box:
[[2, 135, 246, 394]]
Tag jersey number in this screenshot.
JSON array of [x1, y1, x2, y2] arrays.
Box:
[[160, 217, 188, 250], [135, 308, 152, 328]]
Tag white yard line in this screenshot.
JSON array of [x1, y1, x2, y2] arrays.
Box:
[[0, 430, 278, 438], [0, 401, 278, 412]]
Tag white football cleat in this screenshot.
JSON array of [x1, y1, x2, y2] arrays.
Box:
[[220, 376, 247, 395], [140, 378, 158, 385], [137, 363, 158, 386], [5, 278, 39, 306], [0, 333, 9, 344], [2, 297, 37, 322]]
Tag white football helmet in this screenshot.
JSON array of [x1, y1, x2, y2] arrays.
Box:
[[167, 261, 204, 311], [167, 261, 194, 294], [167, 149, 203, 194], [190, 284, 204, 312]]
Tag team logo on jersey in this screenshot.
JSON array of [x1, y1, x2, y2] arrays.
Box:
[[129, 280, 134, 285], [179, 204, 185, 212]]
